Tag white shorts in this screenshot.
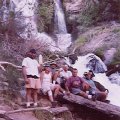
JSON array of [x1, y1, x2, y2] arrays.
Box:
[[26, 78, 41, 89], [41, 83, 55, 93]]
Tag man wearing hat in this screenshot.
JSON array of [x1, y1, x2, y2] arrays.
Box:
[[22, 49, 41, 108]]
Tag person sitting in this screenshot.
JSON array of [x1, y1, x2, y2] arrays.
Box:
[[88, 70, 109, 93], [40, 65, 65, 107], [83, 71, 108, 102], [65, 68, 92, 99], [59, 64, 72, 89], [50, 62, 60, 84]]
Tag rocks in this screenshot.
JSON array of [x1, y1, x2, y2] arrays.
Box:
[[62, 94, 120, 120], [64, 0, 82, 13], [104, 48, 117, 65], [34, 107, 73, 120]]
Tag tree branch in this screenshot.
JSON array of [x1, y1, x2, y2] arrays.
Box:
[[0, 61, 22, 71]]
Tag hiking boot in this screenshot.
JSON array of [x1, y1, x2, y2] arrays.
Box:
[[92, 94, 97, 101], [103, 100, 110, 104], [51, 101, 57, 108], [26, 103, 31, 108], [33, 102, 38, 107]]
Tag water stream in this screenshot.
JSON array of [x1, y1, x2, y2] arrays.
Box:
[[8, 0, 71, 51], [54, 0, 71, 52], [68, 53, 120, 107]]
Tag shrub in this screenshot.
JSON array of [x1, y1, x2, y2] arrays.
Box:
[[111, 49, 120, 65], [94, 48, 105, 61], [37, 1, 54, 32], [77, 1, 100, 26], [75, 36, 88, 45], [77, 0, 120, 26]]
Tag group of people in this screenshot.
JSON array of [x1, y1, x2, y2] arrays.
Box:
[[22, 49, 109, 108]]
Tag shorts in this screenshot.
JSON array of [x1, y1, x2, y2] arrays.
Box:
[[71, 86, 83, 95], [41, 83, 55, 94], [25, 78, 41, 89]]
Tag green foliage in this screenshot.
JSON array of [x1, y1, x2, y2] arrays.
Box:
[[94, 48, 105, 60], [77, 0, 120, 26], [37, 1, 54, 32], [112, 28, 120, 33], [77, 2, 100, 26], [9, 11, 15, 18], [4, 66, 22, 90], [112, 49, 120, 65], [75, 36, 88, 45], [0, 1, 2, 8]]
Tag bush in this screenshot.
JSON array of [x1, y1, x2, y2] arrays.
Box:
[[37, 1, 54, 32], [75, 36, 88, 45], [77, 0, 104, 26], [77, 0, 120, 26], [3, 66, 22, 90], [112, 49, 120, 65], [94, 48, 105, 61]]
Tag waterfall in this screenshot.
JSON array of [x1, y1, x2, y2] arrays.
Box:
[[54, 0, 67, 33], [54, 0, 71, 52], [13, 0, 38, 38], [86, 54, 107, 73], [11, 0, 58, 51], [2, 0, 9, 23], [68, 53, 120, 107], [9, 0, 71, 51], [9, 0, 15, 11]]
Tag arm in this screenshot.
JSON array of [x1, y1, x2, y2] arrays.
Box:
[[65, 78, 71, 95], [40, 72, 44, 84], [80, 77, 90, 91], [22, 66, 29, 84], [38, 64, 43, 73]]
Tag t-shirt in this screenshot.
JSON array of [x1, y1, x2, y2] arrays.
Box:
[[22, 57, 40, 77], [66, 76, 83, 90], [60, 70, 72, 79], [85, 79, 97, 90]]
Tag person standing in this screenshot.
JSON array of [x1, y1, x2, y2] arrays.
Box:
[[22, 49, 41, 108]]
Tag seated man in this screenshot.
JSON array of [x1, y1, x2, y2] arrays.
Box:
[[65, 68, 91, 99], [50, 62, 59, 84], [83, 71, 108, 102], [88, 70, 109, 93], [59, 64, 72, 89]]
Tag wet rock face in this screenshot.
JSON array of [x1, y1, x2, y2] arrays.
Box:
[[64, 0, 120, 28], [104, 48, 117, 65]]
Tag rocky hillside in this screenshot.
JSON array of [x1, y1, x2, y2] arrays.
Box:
[[63, 0, 120, 66]]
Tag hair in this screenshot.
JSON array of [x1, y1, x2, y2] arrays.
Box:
[[89, 70, 95, 77], [29, 49, 36, 54], [72, 68, 78, 71], [84, 72, 88, 76]]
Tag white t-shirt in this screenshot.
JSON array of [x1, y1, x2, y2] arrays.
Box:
[[60, 70, 72, 79], [22, 57, 40, 77]]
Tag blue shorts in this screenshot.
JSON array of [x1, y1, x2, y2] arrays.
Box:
[[71, 86, 83, 95]]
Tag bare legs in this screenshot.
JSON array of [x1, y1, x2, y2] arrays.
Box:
[[26, 88, 38, 107]]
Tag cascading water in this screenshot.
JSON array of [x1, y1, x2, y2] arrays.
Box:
[[11, 0, 57, 51], [54, 0, 71, 52], [8, 0, 71, 51], [54, 0, 67, 33], [67, 53, 120, 107], [1, 0, 9, 23]]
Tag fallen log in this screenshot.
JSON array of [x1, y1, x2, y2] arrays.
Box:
[[0, 61, 22, 71], [63, 94, 120, 118]]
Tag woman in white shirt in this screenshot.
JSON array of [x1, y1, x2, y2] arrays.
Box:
[[41, 66, 65, 106]]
